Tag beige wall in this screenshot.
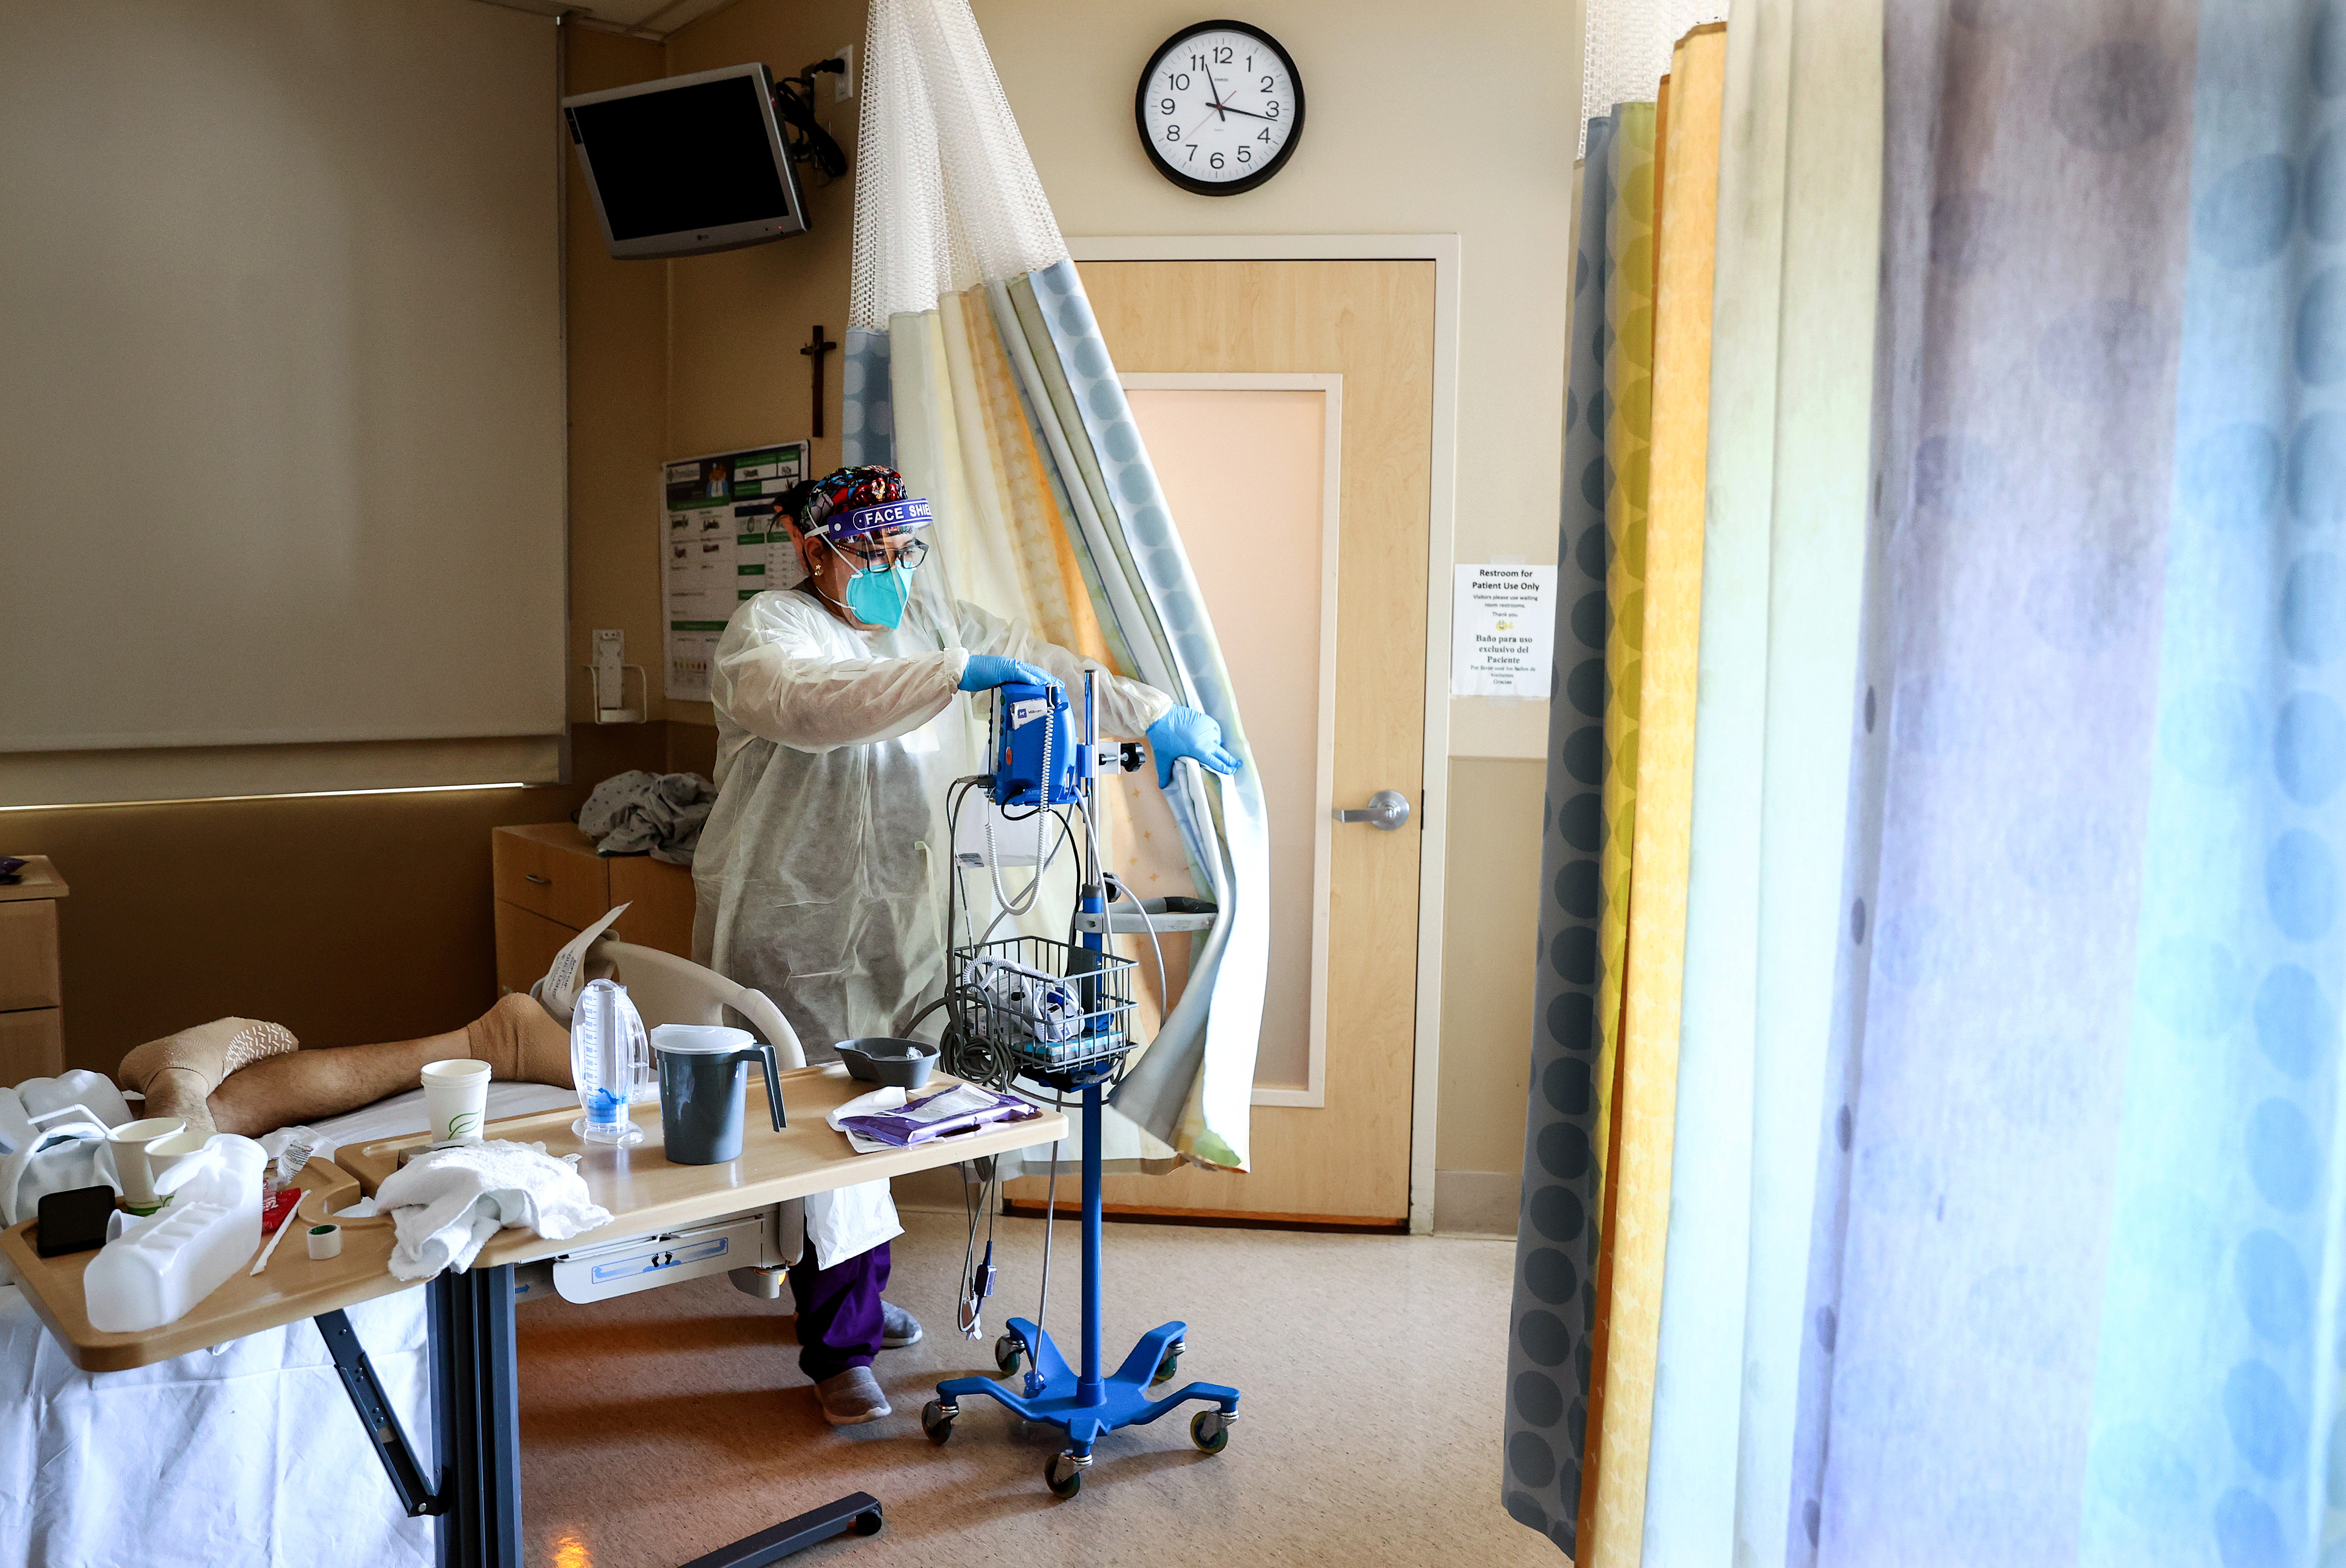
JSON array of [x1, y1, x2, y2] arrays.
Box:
[[5, 23, 682, 1079], [659, 0, 871, 728], [566, 27, 676, 727], [1437, 757, 1546, 1225], [974, 0, 1579, 765]]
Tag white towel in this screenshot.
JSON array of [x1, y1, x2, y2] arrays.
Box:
[[373, 1140, 613, 1281]]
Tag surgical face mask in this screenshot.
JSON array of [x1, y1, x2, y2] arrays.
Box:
[[843, 560, 913, 629]]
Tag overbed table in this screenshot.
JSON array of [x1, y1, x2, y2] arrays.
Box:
[[0, 1065, 1066, 1568]]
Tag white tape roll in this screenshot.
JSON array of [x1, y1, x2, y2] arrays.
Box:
[[306, 1224, 342, 1260]]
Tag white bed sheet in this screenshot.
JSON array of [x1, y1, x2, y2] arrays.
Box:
[[0, 1080, 576, 1568]]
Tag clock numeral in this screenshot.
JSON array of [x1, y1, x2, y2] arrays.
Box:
[[1260, 74, 1276, 92], [1165, 123, 1180, 142], [1189, 53, 1203, 69], [1237, 146, 1252, 163], [1168, 71, 1190, 89], [1159, 97, 1175, 114], [1209, 152, 1225, 170], [1257, 128, 1273, 143], [1213, 46, 1233, 63], [1264, 100, 1280, 118], [1245, 55, 1254, 71], [1186, 145, 1197, 161]]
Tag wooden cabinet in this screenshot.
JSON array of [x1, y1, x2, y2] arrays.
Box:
[[0, 857, 68, 1084], [489, 825, 694, 995]]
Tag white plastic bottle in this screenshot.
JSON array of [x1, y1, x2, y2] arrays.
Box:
[[84, 1134, 266, 1333]]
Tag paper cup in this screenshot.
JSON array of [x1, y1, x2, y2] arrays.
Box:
[[106, 1117, 186, 1211], [143, 1129, 210, 1186], [421, 1058, 492, 1143]]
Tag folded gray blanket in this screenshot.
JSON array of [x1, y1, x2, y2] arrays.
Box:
[[576, 770, 716, 864]]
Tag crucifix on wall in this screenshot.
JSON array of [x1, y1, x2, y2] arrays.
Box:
[[801, 323, 838, 438]]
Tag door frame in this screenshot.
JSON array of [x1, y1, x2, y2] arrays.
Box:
[[1068, 235, 1461, 1233]]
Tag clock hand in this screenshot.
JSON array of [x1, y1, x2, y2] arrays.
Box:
[[1203, 62, 1229, 120], [1211, 102, 1275, 122]]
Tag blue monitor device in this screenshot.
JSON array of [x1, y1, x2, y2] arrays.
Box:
[[991, 682, 1081, 808]]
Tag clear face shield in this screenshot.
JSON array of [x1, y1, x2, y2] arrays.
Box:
[[809, 497, 934, 629]]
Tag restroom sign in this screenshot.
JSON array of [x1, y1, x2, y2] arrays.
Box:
[[1451, 564, 1557, 699]]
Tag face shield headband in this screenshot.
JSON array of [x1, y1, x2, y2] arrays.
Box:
[[805, 497, 933, 629]]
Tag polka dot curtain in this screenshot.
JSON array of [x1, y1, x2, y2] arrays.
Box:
[[1503, 108, 1623, 1559], [1794, 2, 2346, 1562], [1520, 1, 2346, 1562]]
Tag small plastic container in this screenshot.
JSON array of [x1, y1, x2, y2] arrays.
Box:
[[83, 1134, 266, 1333], [835, 1037, 939, 1090]]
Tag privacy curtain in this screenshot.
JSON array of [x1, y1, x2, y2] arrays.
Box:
[[1637, 0, 1885, 1560], [840, 0, 1268, 1172], [1505, 107, 1621, 1558], [1589, 27, 1727, 1568], [1505, 23, 1729, 1559], [1626, 0, 2346, 1565], [1797, 2, 2342, 1560]]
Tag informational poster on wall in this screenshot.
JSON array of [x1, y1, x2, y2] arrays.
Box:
[[1450, 564, 1557, 699], [661, 441, 808, 702]]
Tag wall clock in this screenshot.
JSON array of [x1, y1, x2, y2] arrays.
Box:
[[1134, 21, 1304, 196]]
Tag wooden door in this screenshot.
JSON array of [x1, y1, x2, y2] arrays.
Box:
[[1011, 259, 1434, 1224]]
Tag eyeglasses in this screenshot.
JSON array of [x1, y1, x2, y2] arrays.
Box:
[[836, 536, 929, 571]]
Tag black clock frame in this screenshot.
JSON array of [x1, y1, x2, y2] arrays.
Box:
[[1134, 20, 1305, 197]]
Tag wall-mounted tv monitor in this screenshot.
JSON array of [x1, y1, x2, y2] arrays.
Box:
[[561, 63, 807, 259]]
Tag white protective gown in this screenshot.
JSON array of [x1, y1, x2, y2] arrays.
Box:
[[692, 583, 1171, 1264]]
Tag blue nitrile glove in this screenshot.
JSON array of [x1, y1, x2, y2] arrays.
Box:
[[959, 655, 1061, 694], [1147, 706, 1242, 789]]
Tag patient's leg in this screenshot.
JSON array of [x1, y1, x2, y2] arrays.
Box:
[[118, 1017, 301, 1139], [205, 993, 576, 1137]]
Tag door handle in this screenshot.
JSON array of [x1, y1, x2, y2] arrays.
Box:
[[1333, 789, 1411, 831]]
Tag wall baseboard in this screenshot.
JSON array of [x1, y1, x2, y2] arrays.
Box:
[[1432, 1169, 1521, 1237]]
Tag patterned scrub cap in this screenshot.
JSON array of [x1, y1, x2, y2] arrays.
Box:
[[788, 466, 933, 542]]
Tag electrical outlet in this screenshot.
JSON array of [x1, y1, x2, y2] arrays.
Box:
[[834, 43, 856, 101]]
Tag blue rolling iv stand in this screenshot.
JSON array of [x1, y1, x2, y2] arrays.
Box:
[[924, 672, 1240, 1499]]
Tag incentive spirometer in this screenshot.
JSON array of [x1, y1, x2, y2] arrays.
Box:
[[917, 671, 1241, 1499]]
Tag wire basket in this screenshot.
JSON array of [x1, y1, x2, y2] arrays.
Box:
[[945, 934, 1135, 1084]]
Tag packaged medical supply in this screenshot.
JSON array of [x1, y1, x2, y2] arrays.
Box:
[[835, 1083, 1039, 1149]]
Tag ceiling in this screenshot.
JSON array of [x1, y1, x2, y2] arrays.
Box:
[[480, 0, 745, 40]]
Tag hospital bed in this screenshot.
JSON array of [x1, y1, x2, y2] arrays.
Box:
[[0, 942, 818, 1568]]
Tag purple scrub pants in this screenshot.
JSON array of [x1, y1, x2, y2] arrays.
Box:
[[790, 1240, 891, 1382]]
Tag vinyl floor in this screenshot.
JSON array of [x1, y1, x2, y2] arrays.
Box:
[[515, 1205, 1555, 1568]]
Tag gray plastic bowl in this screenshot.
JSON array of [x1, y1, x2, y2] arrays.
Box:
[[835, 1036, 938, 1090]]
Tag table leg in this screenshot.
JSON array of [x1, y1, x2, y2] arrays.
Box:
[[429, 1263, 525, 1568], [328, 1264, 885, 1567]]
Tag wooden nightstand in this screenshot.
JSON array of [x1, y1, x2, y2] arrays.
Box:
[[490, 825, 695, 996], [0, 856, 69, 1083]]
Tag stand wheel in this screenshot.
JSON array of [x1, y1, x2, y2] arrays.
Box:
[[853, 1508, 885, 1536], [1190, 1408, 1231, 1454], [996, 1333, 1025, 1374], [1046, 1451, 1085, 1498], [921, 1400, 954, 1446], [1152, 1348, 1181, 1384]]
